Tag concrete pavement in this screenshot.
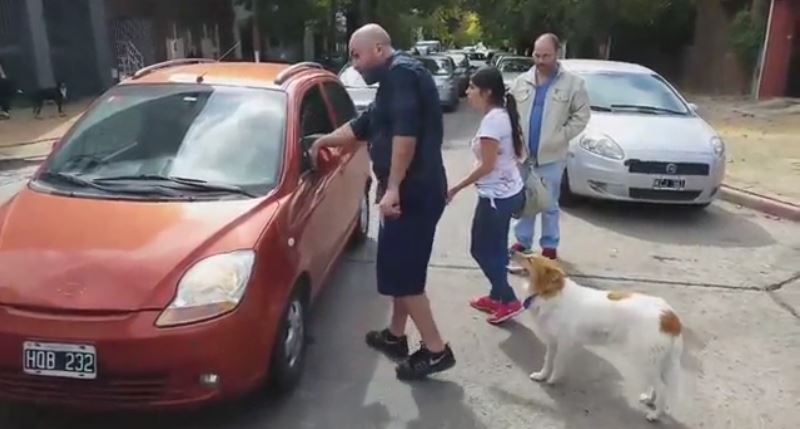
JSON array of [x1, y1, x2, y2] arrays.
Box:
[[1, 105, 799, 428]]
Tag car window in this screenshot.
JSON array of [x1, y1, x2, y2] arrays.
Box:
[[419, 57, 453, 76], [580, 71, 690, 114], [299, 85, 334, 137], [43, 84, 287, 195], [448, 53, 467, 65], [498, 58, 534, 73], [322, 81, 356, 126]]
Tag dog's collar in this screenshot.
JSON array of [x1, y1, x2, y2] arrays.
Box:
[[522, 294, 538, 309]]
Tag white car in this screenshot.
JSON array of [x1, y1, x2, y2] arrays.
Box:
[[338, 64, 378, 114], [559, 60, 726, 208]]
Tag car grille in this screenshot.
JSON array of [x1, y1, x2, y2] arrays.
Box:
[[629, 188, 702, 201], [627, 160, 710, 176], [0, 370, 170, 405]]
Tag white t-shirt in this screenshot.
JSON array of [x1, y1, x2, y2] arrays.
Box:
[[471, 108, 524, 199]]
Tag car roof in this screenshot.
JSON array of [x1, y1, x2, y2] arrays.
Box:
[[120, 60, 334, 89], [560, 59, 655, 74]]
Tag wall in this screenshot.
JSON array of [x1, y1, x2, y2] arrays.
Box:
[[758, 0, 799, 98]]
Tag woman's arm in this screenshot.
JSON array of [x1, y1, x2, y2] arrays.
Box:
[[447, 138, 499, 202]]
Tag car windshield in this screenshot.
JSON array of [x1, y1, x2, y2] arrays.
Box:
[[468, 52, 486, 61], [38, 84, 287, 199], [420, 57, 453, 76], [580, 71, 690, 115], [498, 58, 534, 73], [339, 65, 376, 88]]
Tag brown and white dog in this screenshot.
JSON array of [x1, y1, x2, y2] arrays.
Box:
[[512, 252, 684, 422]]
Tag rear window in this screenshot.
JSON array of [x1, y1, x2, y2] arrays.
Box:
[[419, 57, 453, 76], [43, 84, 287, 197]]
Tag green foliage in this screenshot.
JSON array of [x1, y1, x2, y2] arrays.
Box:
[[729, 9, 767, 73]]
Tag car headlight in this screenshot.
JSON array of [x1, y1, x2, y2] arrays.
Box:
[[711, 136, 725, 158], [156, 250, 255, 327], [579, 135, 625, 160]]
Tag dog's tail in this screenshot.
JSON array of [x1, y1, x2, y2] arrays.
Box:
[[660, 334, 684, 408]]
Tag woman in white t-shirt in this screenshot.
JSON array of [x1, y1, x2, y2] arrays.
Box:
[[447, 67, 526, 325]]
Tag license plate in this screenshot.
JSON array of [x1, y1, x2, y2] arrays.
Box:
[[652, 177, 686, 190], [23, 341, 97, 379]]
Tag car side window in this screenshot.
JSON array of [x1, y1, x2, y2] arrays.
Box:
[[299, 85, 334, 137], [322, 82, 356, 127]]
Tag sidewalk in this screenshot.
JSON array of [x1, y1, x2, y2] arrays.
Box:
[[0, 99, 94, 162], [690, 95, 800, 206]]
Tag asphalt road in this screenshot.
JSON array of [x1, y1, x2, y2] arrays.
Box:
[[1, 104, 799, 428]]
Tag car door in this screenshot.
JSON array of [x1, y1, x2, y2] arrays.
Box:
[[286, 83, 342, 291], [321, 81, 368, 230]]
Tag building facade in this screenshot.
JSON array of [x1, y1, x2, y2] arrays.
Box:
[[0, 0, 237, 98]]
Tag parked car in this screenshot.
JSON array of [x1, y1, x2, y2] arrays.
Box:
[[496, 56, 534, 89], [417, 55, 460, 112], [547, 60, 726, 208], [465, 51, 488, 69], [445, 51, 472, 95], [0, 58, 372, 409], [338, 63, 378, 114], [487, 51, 513, 67], [414, 40, 442, 55]]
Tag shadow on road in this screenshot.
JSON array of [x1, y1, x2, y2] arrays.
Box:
[[565, 199, 775, 248]]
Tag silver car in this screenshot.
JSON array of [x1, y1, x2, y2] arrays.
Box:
[[418, 55, 460, 112], [496, 56, 534, 89], [558, 60, 726, 208], [338, 64, 378, 115]]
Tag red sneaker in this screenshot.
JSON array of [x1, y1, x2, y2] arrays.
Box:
[[470, 296, 500, 313], [487, 300, 524, 325], [509, 243, 528, 254], [542, 248, 558, 260]]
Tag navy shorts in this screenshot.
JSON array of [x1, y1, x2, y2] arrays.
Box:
[[376, 187, 445, 297]]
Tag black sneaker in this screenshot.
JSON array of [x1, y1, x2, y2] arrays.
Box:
[[396, 344, 456, 380], [365, 328, 409, 359]]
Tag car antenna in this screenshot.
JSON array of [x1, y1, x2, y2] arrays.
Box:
[[194, 41, 242, 84]]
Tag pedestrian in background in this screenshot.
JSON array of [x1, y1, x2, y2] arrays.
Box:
[[447, 67, 526, 324], [507, 33, 590, 264], [310, 24, 455, 380]]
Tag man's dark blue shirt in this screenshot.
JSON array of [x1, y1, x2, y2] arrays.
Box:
[[350, 52, 447, 198]]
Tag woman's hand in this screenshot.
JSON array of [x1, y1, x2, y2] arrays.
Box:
[[446, 186, 461, 205]]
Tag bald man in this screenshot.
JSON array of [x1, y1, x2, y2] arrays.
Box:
[[507, 33, 590, 264], [311, 24, 455, 380]]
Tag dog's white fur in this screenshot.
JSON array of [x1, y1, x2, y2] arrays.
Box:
[[514, 253, 683, 422]]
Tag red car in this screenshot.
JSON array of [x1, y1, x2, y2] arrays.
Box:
[[0, 59, 371, 409]]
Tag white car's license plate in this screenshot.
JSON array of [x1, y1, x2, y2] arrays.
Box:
[[652, 177, 686, 190], [22, 341, 97, 380]]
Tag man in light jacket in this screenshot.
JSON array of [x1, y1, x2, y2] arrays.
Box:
[[507, 33, 590, 262]]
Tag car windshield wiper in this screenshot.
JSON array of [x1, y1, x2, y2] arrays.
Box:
[[38, 172, 181, 197], [590, 105, 614, 112], [93, 174, 258, 198], [610, 104, 685, 115]]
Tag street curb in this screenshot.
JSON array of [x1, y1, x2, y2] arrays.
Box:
[[719, 185, 800, 222]]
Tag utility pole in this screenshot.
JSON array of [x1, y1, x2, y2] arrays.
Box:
[[252, 0, 262, 62]]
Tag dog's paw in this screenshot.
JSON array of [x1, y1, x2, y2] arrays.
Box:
[[545, 375, 562, 385], [529, 371, 548, 382], [639, 392, 656, 408], [645, 411, 661, 423]]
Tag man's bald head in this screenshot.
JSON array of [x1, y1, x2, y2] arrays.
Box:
[[533, 33, 560, 76], [349, 24, 394, 80]]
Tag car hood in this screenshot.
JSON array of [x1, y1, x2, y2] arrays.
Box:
[[582, 112, 718, 155], [0, 188, 276, 312]]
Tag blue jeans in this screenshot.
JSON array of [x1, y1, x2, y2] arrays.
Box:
[[513, 161, 566, 250], [471, 191, 525, 303]]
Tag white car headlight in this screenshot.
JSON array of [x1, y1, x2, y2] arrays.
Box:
[[156, 250, 255, 327], [579, 135, 625, 160], [711, 136, 725, 158]]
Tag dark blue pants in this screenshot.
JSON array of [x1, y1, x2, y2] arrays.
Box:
[[471, 191, 525, 304]]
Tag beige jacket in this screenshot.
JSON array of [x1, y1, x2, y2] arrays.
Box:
[[509, 65, 591, 165]]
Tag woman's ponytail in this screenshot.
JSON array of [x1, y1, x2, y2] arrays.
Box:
[[505, 93, 524, 159]]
